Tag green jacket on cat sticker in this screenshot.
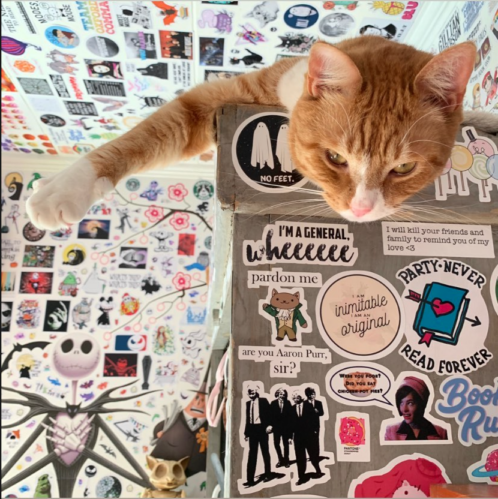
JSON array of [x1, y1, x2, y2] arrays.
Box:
[[263, 289, 308, 342]]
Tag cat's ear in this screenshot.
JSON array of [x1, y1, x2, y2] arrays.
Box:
[[179, 456, 190, 471], [272, 289, 278, 297], [414, 41, 476, 112], [146, 455, 158, 469], [307, 42, 362, 99], [293, 292, 300, 301]]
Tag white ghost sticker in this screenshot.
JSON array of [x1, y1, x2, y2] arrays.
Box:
[[251, 122, 274, 169], [276, 124, 295, 173]]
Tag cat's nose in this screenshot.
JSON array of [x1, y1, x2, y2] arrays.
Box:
[[350, 205, 372, 218]]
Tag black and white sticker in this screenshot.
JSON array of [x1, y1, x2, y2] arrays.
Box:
[[232, 112, 307, 193]]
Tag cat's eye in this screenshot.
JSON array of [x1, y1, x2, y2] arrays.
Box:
[[391, 162, 417, 175], [326, 150, 348, 168]]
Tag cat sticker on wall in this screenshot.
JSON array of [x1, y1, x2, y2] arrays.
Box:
[[245, 1, 279, 28], [260, 287, 311, 347]]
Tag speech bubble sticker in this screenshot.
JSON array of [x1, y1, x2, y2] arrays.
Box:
[[379, 371, 452, 446], [325, 362, 394, 409]]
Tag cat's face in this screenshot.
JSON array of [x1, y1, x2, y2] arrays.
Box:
[[147, 456, 188, 490], [250, 2, 279, 27], [288, 37, 476, 222], [270, 289, 300, 309]]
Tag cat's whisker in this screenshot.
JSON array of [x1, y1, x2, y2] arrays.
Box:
[[399, 103, 457, 146], [297, 204, 334, 222], [272, 205, 329, 223], [398, 205, 480, 225], [264, 199, 327, 212], [249, 200, 328, 221]]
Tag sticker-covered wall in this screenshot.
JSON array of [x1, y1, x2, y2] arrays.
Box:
[[2, 1, 496, 157], [1, 167, 214, 498]]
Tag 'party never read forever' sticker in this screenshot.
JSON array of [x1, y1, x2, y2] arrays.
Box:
[[397, 259, 492, 376]]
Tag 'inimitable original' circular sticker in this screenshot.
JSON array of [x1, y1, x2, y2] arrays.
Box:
[[232, 112, 308, 193]]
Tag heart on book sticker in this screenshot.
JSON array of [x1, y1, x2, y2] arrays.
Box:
[[431, 298, 454, 317]]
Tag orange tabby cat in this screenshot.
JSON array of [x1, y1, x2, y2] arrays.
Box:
[[27, 36, 484, 228]]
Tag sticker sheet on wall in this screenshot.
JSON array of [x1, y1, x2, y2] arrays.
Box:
[[0, 1, 423, 157], [461, 2, 498, 113], [1, 167, 214, 498]]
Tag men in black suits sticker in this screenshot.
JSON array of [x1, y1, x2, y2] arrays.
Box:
[[238, 381, 334, 494]]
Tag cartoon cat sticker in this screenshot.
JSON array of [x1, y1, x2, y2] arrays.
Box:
[[261, 288, 311, 346]]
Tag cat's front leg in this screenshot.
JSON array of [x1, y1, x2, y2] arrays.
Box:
[[26, 158, 114, 230], [26, 57, 300, 230]]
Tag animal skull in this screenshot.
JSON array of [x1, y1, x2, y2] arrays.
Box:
[[52, 333, 101, 380], [146, 456, 189, 491]]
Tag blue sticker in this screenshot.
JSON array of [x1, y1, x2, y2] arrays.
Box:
[[284, 4, 319, 29], [45, 25, 80, 49], [115, 334, 147, 352]]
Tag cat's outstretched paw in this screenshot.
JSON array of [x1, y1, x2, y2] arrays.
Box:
[[26, 159, 113, 230]]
